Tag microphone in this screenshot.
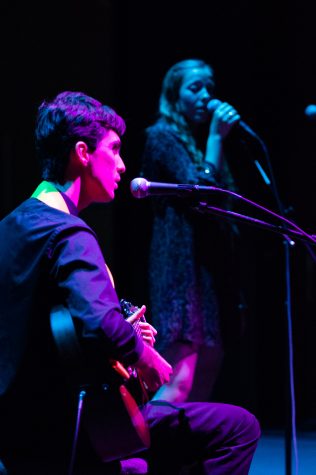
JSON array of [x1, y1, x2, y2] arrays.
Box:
[[304, 104, 316, 119], [207, 98, 257, 136], [130, 177, 217, 199], [208, 99, 272, 186]]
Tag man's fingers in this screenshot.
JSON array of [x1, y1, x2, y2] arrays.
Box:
[[125, 304, 146, 324], [138, 322, 157, 335]]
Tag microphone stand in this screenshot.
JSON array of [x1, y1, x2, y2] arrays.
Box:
[[263, 174, 297, 475], [238, 125, 310, 475], [195, 203, 315, 246], [193, 187, 316, 475]]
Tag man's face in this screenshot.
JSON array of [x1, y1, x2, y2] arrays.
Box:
[[86, 129, 126, 203]]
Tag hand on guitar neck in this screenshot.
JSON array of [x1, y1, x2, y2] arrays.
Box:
[[119, 300, 173, 394], [125, 304, 157, 347]]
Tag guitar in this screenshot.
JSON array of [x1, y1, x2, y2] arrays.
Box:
[[49, 301, 150, 463], [119, 299, 150, 405]]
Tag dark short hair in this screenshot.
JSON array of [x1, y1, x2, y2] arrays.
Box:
[[35, 91, 126, 182]]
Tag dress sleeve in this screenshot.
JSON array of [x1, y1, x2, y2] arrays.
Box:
[[47, 225, 144, 366]]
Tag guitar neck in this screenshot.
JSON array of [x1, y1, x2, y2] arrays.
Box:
[[120, 298, 146, 334], [133, 317, 145, 339]]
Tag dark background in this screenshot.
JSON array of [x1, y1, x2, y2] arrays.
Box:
[[1, 0, 316, 432]]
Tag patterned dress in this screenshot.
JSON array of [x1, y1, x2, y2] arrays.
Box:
[[141, 119, 237, 354]]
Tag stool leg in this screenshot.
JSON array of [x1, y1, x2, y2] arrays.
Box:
[[68, 389, 87, 475]]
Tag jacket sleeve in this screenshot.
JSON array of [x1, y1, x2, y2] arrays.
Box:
[[47, 225, 144, 366]]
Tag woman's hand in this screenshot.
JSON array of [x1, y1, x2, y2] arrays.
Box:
[[126, 305, 157, 347], [209, 101, 240, 139]]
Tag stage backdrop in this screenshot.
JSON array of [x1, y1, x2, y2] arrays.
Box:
[[0, 0, 315, 430]]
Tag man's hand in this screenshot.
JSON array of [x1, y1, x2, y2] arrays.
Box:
[[126, 305, 157, 347], [134, 343, 173, 393]]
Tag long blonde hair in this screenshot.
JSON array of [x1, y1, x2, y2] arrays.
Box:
[[158, 59, 214, 165]]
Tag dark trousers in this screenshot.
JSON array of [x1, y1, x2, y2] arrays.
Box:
[[0, 396, 260, 475], [141, 400, 260, 474]]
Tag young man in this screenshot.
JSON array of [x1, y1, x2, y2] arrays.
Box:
[[0, 91, 260, 474]]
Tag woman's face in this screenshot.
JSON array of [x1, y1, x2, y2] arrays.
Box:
[[177, 66, 215, 124]]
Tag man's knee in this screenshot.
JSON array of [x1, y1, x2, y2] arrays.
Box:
[[229, 405, 261, 443], [246, 411, 261, 442]]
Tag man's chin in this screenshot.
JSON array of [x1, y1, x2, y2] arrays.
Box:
[[90, 193, 114, 205], [102, 190, 115, 203]]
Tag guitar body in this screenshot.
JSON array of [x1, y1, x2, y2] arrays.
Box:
[[83, 383, 149, 462], [49, 304, 150, 463]]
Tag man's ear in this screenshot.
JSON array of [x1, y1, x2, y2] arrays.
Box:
[[75, 141, 90, 167]]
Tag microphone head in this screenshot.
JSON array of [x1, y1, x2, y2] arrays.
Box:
[[207, 98, 222, 113], [130, 177, 149, 199], [305, 104, 316, 119]]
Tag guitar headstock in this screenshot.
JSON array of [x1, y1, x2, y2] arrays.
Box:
[[120, 299, 139, 318], [120, 299, 146, 331]]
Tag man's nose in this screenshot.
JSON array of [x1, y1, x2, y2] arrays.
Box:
[[118, 156, 126, 173]]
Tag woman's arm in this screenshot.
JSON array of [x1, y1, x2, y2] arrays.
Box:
[[205, 101, 240, 173]]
